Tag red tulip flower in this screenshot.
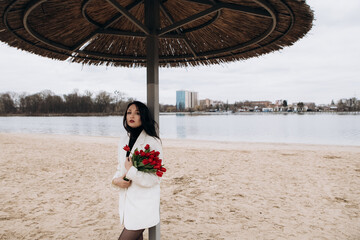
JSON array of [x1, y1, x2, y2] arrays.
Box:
[[123, 145, 130, 152]]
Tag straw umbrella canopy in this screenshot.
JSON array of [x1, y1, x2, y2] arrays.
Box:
[[0, 0, 313, 118], [1, 0, 313, 238], [1, 0, 313, 67]]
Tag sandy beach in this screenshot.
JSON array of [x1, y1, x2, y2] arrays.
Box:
[[0, 133, 359, 240]]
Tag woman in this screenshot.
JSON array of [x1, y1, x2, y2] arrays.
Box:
[[112, 101, 163, 240]]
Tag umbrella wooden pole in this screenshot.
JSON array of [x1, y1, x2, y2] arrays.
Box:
[[146, 32, 159, 126], [146, 35, 159, 126], [145, 0, 160, 239], [145, 0, 160, 125]]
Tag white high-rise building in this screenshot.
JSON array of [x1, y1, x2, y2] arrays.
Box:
[[176, 90, 199, 110], [190, 92, 198, 108]]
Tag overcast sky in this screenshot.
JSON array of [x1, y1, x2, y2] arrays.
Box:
[[1, 0, 359, 105]]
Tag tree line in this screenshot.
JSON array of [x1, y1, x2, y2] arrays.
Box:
[[1, 90, 359, 115], [0, 90, 137, 115]]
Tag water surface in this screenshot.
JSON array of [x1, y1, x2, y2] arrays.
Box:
[[0, 113, 359, 146]]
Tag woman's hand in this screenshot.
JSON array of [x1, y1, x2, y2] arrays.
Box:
[[113, 174, 132, 188], [125, 156, 133, 171]]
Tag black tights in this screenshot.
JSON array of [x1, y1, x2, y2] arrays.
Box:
[[118, 228, 144, 240]]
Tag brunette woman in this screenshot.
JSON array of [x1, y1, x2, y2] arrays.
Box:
[[112, 101, 163, 240]]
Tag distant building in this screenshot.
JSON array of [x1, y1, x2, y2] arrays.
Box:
[[200, 98, 213, 108], [176, 91, 186, 110], [317, 104, 330, 111], [244, 101, 272, 109], [304, 102, 316, 111], [212, 100, 225, 106], [190, 92, 198, 108], [274, 99, 288, 112], [275, 100, 284, 106], [262, 108, 274, 112], [176, 90, 199, 110], [329, 104, 337, 111], [252, 101, 272, 107]]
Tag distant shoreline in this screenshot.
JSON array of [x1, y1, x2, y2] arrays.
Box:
[[0, 111, 359, 117], [161, 111, 360, 116]]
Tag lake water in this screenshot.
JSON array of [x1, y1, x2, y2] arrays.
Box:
[[0, 113, 359, 146]]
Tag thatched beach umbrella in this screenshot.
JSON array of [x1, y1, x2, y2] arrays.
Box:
[[1, 0, 313, 238]]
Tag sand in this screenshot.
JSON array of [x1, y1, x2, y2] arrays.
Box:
[[0, 133, 359, 240]]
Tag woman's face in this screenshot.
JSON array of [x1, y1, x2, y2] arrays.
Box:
[[126, 104, 142, 128]]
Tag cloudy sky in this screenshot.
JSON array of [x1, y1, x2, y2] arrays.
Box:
[[1, 0, 359, 105]]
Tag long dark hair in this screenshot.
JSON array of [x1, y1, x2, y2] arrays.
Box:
[[123, 101, 160, 140]]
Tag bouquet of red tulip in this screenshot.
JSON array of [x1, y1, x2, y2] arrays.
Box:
[[123, 144, 166, 181]]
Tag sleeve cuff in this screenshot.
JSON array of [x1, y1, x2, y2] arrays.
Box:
[[126, 166, 137, 180]]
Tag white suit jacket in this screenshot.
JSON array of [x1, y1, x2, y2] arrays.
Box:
[[112, 130, 162, 230]]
